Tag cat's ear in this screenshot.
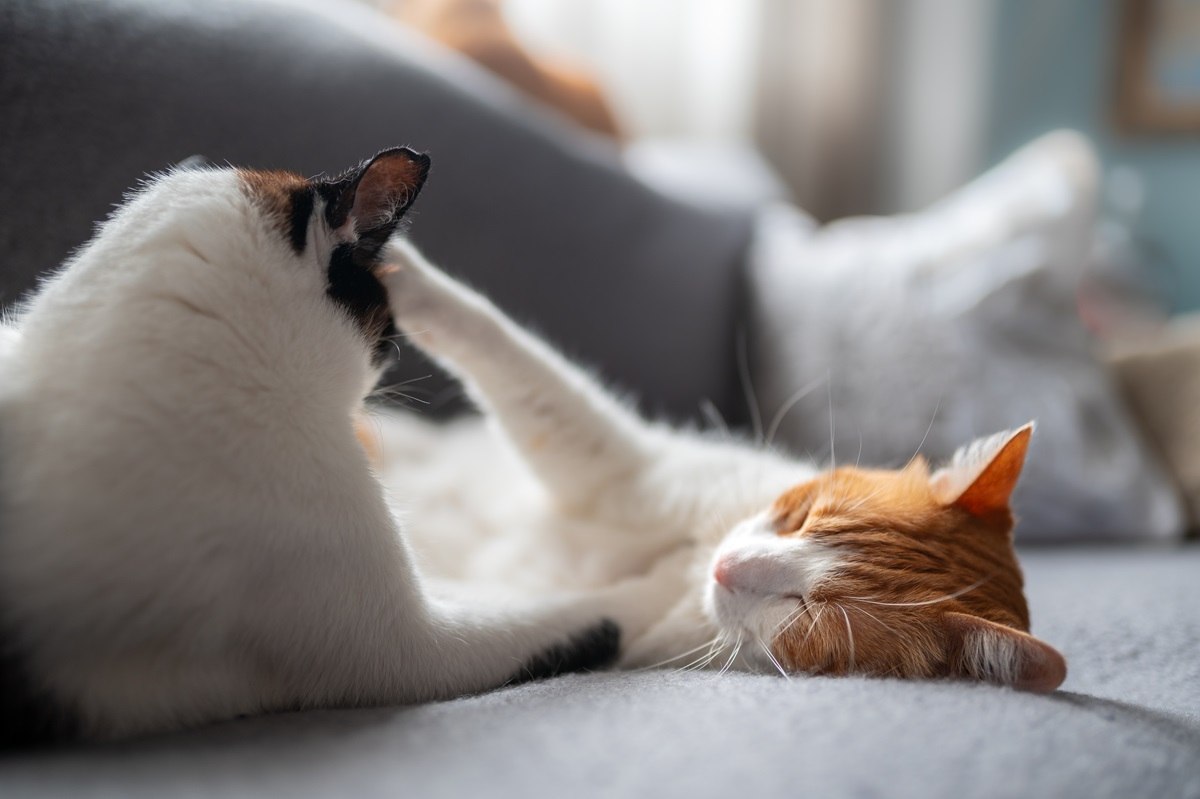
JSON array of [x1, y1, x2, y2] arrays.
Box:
[[323, 147, 431, 240], [941, 611, 1066, 692], [929, 423, 1034, 517]]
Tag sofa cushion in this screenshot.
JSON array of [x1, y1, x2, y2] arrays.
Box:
[[746, 131, 1184, 541], [0, 546, 1195, 798], [0, 0, 752, 421]]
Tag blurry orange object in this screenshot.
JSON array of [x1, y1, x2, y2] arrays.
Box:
[[397, 0, 623, 139]]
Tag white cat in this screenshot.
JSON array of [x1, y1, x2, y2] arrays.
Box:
[[0, 147, 1063, 745], [0, 149, 668, 744], [374, 240, 1066, 692]]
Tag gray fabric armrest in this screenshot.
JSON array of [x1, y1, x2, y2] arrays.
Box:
[[0, 0, 752, 421]]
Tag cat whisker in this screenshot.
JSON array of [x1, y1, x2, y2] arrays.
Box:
[[736, 329, 764, 445], [681, 638, 726, 672], [765, 374, 827, 449], [801, 605, 827, 647], [845, 603, 900, 639], [838, 604, 855, 671], [757, 637, 791, 680], [377, 373, 435, 389], [375, 389, 430, 406], [634, 637, 722, 672], [718, 635, 744, 676], [773, 595, 810, 636], [826, 370, 836, 469], [846, 576, 992, 608], [905, 395, 943, 468]]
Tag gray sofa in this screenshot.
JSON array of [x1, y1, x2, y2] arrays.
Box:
[[2, 1, 1197, 796]]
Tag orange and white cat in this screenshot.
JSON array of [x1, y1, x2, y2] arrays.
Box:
[[0, 149, 1062, 747], [375, 240, 1067, 692]]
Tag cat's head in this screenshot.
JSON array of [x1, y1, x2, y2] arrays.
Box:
[[39, 148, 430, 407], [707, 424, 1067, 692], [234, 148, 430, 375]]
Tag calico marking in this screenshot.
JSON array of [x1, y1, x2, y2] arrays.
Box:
[[239, 170, 314, 254], [508, 619, 621, 685], [238, 149, 433, 365], [326, 242, 395, 363]]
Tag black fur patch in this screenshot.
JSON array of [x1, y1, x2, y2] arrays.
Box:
[[0, 632, 78, 748], [507, 619, 621, 686], [326, 243, 395, 366], [286, 186, 314, 254]]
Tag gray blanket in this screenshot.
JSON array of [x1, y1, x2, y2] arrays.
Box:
[[3, 546, 1197, 798]]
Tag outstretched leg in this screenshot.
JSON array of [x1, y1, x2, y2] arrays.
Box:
[[379, 240, 663, 514]]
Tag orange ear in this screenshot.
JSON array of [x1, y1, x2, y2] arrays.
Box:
[[930, 424, 1034, 516], [942, 611, 1066, 693]]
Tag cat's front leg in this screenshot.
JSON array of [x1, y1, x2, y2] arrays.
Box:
[[378, 240, 661, 516], [419, 555, 686, 694]]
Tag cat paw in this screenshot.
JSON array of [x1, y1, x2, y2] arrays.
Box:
[[506, 619, 621, 685], [596, 546, 694, 644], [377, 239, 441, 323], [378, 239, 489, 350]]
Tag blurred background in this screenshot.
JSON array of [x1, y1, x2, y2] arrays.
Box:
[[384, 0, 1200, 318]]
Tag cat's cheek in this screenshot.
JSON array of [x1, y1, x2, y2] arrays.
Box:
[[705, 581, 757, 633]]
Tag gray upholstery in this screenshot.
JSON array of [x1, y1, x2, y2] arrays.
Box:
[[2, 546, 1197, 798], [0, 0, 752, 420], [3, 2, 1197, 796]]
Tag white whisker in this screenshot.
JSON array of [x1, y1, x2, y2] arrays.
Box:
[[758, 637, 791, 680], [680, 637, 726, 672], [826, 371, 836, 469], [773, 596, 810, 636], [907, 395, 943, 467], [736, 330, 764, 445], [633, 636, 721, 672], [802, 606, 827, 647], [845, 603, 899, 639], [765, 374, 828, 449], [839, 604, 855, 670], [846, 576, 992, 608], [718, 635, 744, 676]]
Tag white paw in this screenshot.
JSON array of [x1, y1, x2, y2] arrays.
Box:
[[379, 239, 492, 338], [598, 546, 694, 645], [377, 239, 442, 326]]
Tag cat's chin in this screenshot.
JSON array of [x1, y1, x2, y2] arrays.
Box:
[[705, 581, 782, 642]]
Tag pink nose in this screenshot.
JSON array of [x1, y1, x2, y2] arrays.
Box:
[[713, 556, 736, 590]]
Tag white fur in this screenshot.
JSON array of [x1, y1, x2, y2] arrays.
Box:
[[0, 167, 1043, 741], [378, 241, 833, 672], [0, 168, 671, 739], [377, 242, 1047, 680]]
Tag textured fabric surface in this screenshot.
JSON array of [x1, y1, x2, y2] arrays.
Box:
[[748, 132, 1185, 542], [0, 0, 751, 421], [2, 546, 1196, 798]]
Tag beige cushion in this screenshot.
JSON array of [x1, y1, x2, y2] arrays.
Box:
[[1109, 316, 1200, 533]]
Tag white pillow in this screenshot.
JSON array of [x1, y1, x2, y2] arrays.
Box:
[[748, 131, 1184, 541]]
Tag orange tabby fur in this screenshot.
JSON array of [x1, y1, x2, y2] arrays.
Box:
[[768, 427, 1066, 691]]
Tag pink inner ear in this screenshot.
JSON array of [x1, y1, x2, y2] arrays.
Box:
[[933, 425, 1033, 516], [351, 152, 428, 233]]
